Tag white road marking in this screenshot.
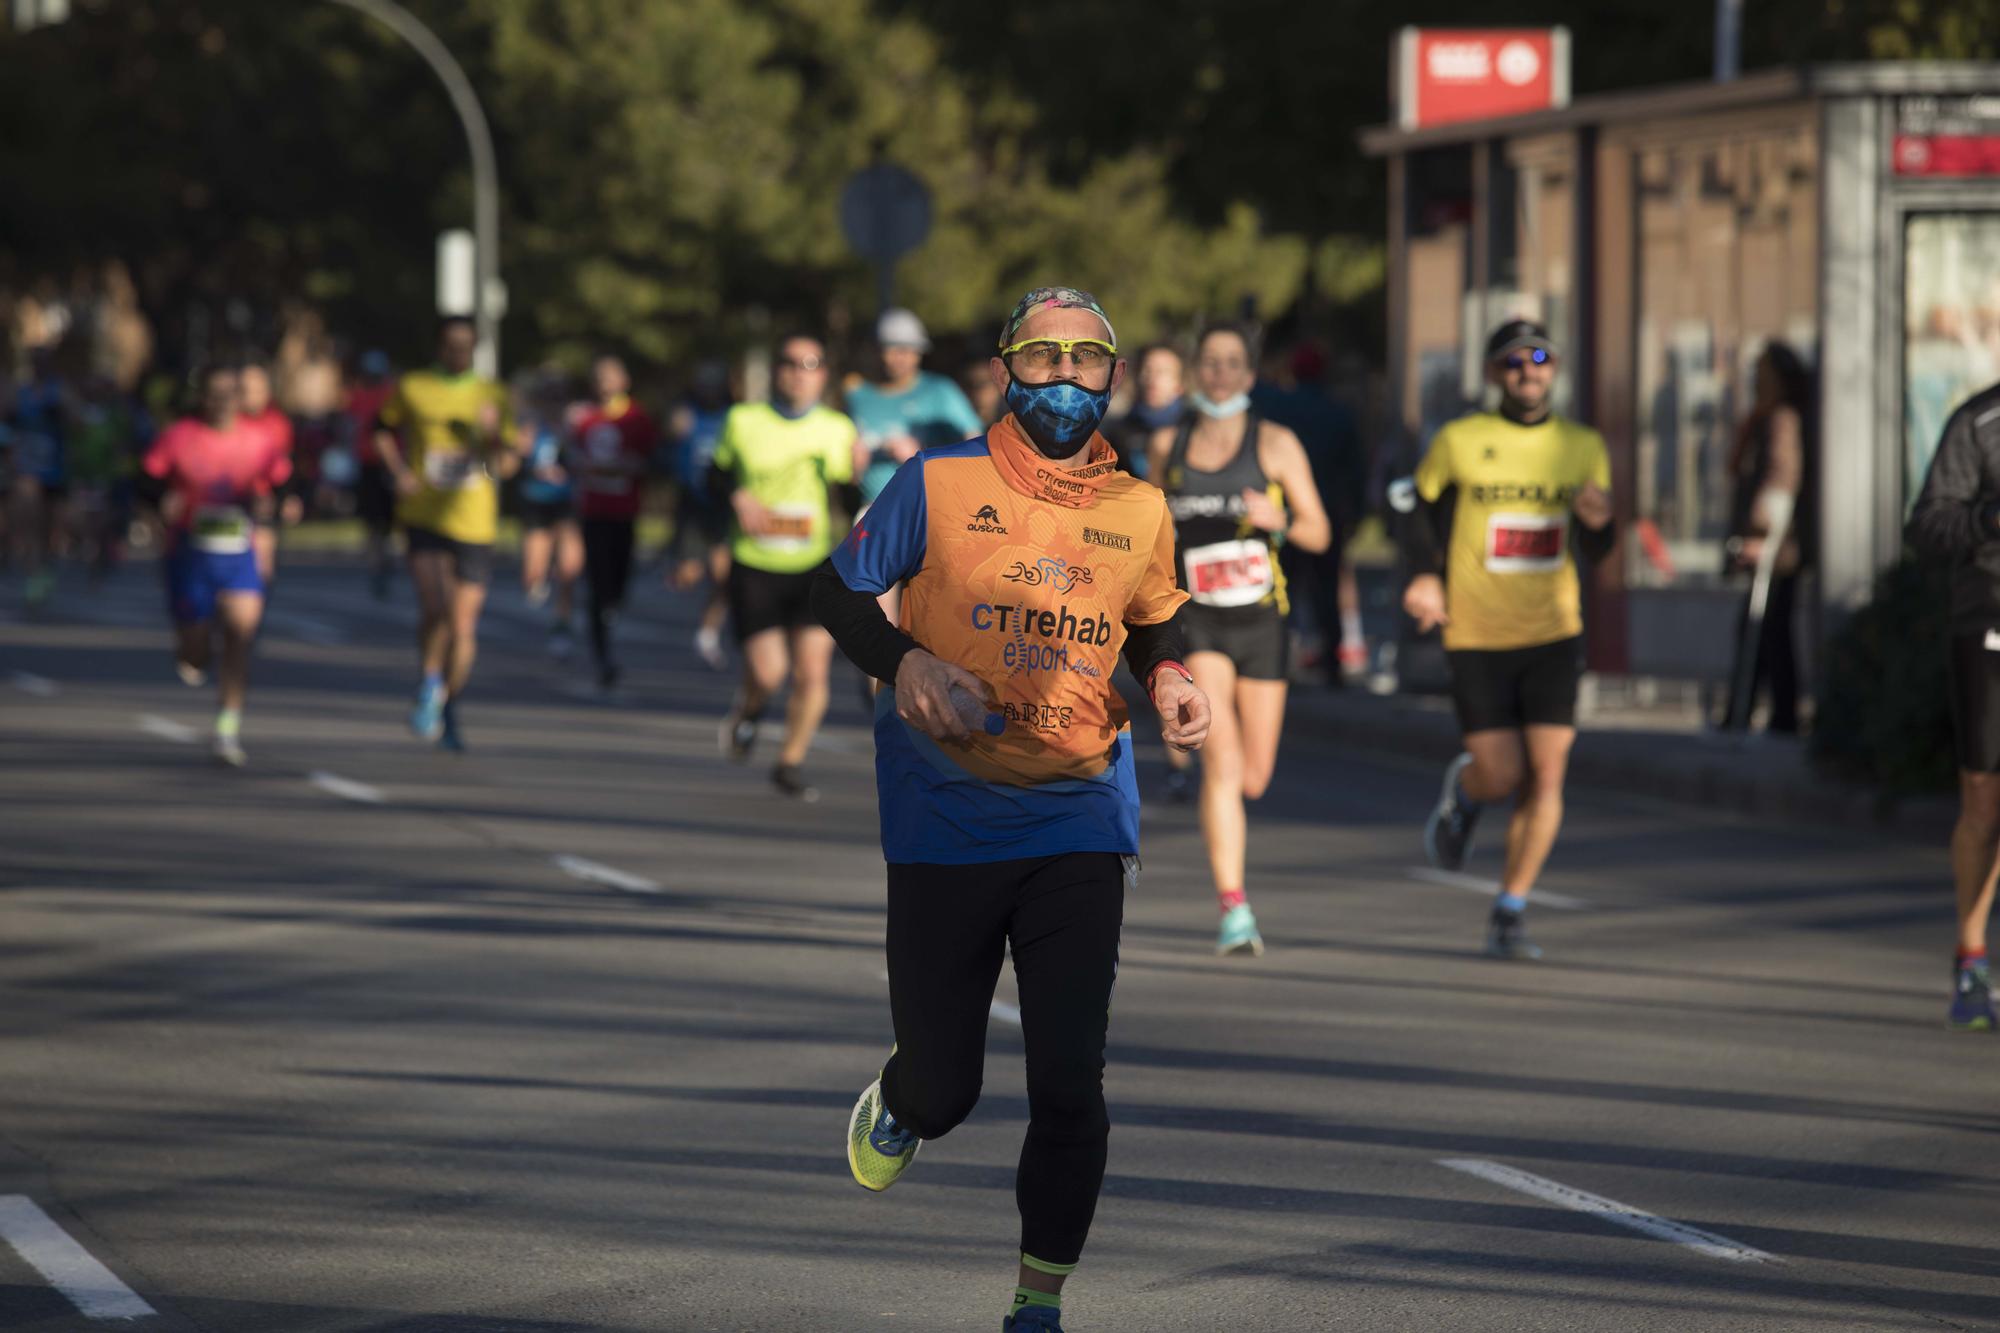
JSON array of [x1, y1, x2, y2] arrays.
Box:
[[0, 1194, 156, 1320], [10, 670, 57, 697], [308, 771, 386, 805], [1438, 1158, 1777, 1264], [137, 714, 198, 743], [989, 1000, 1021, 1026], [552, 854, 660, 894], [1406, 867, 1589, 911]]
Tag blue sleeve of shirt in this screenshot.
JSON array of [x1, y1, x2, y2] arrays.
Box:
[[932, 376, 986, 440], [831, 453, 927, 594]]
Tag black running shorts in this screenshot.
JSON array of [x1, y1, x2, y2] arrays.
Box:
[[1180, 603, 1289, 682], [728, 561, 822, 642], [1446, 635, 1582, 733], [1949, 632, 2000, 772], [404, 525, 494, 587]]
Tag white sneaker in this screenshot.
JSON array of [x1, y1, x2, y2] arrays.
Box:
[[212, 733, 246, 767], [176, 660, 208, 688], [695, 625, 725, 671]]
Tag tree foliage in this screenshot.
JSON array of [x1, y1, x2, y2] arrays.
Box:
[[1, 0, 1994, 378]]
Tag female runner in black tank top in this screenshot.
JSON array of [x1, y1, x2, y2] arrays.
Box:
[[1148, 323, 1331, 957]]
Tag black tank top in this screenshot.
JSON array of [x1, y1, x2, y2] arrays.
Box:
[[1162, 413, 1287, 612]]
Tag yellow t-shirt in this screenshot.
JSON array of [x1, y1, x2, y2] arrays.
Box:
[[384, 369, 514, 544], [713, 402, 857, 573], [1413, 411, 1611, 651]]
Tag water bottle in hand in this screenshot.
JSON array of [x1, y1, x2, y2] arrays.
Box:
[[948, 683, 1005, 737]]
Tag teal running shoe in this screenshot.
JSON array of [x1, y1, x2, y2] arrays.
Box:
[[1004, 1306, 1064, 1331], [1217, 902, 1264, 957], [846, 1075, 920, 1192], [409, 680, 445, 741], [1949, 961, 1995, 1031]]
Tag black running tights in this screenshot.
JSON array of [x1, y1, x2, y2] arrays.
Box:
[[880, 852, 1124, 1268]]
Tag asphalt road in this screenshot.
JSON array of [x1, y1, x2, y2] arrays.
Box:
[[2, 552, 1994, 1332]]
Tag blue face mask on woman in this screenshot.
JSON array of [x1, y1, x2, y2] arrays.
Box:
[[1006, 377, 1113, 459]]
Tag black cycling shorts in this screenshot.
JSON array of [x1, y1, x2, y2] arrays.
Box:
[[1446, 635, 1582, 733], [728, 562, 821, 642], [404, 525, 494, 587], [1180, 603, 1289, 682], [520, 497, 574, 530], [1949, 633, 2000, 772]]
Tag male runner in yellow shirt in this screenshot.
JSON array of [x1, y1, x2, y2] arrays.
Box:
[[375, 316, 517, 751], [1402, 320, 1616, 960]]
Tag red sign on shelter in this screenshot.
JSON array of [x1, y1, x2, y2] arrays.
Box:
[[1396, 28, 1570, 131]]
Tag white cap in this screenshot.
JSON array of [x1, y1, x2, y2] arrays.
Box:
[[877, 308, 931, 352]]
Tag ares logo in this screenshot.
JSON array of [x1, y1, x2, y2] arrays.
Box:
[[1002, 557, 1095, 593], [967, 504, 1009, 534]]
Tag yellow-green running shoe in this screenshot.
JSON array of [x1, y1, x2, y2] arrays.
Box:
[[846, 1075, 920, 1192]]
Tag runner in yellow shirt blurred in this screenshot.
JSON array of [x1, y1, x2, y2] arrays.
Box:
[[374, 316, 518, 751]]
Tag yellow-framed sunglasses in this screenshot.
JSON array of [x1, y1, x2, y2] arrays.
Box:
[[998, 337, 1119, 372]]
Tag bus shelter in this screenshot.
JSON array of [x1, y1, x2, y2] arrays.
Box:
[[1362, 64, 2000, 679]]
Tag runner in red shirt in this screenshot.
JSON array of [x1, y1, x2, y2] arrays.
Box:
[[140, 363, 291, 767], [569, 355, 658, 690]]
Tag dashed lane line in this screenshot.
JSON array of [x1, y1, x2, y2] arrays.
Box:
[[552, 853, 661, 894], [1438, 1158, 1777, 1264], [1406, 867, 1590, 911], [308, 771, 387, 805], [0, 1194, 156, 1320], [137, 714, 198, 743], [10, 670, 58, 697]]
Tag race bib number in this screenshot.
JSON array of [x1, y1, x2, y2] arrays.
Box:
[[423, 448, 481, 491], [1184, 538, 1275, 608], [191, 505, 251, 554], [1484, 512, 1567, 573], [758, 503, 818, 553]]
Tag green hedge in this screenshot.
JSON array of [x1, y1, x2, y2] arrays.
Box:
[[1810, 556, 1955, 796]]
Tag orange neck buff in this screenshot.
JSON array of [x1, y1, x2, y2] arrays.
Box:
[[986, 413, 1122, 510]]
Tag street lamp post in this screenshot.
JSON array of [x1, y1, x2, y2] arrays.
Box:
[[323, 0, 501, 377]]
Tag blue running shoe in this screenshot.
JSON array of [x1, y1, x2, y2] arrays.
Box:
[[437, 699, 466, 753], [409, 680, 445, 742], [1949, 961, 1995, 1031], [1424, 752, 1481, 871], [1217, 902, 1264, 957], [1004, 1307, 1064, 1332], [846, 1075, 920, 1191]]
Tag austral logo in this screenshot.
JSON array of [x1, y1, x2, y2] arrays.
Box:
[[1082, 526, 1131, 551], [967, 505, 1009, 534]]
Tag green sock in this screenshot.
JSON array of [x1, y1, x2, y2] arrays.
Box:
[[1011, 1286, 1060, 1313], [215, 707, 241, 739]]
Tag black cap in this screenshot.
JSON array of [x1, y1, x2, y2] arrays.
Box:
[[1484, 319, 1556, 364]]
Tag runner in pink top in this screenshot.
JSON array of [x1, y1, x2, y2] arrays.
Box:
[[140, 363, 290, 767]]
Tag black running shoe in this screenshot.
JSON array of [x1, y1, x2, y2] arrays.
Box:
[[772, 763, 819, 803], [719, 711, 758, 761], [1424, 752, 1481, 871], [1483, 908, 1542, 961]]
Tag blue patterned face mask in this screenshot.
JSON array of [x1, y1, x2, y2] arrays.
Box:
[[1005, 376, 1112, 459]]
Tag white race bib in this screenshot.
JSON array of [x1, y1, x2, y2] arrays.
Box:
[[1484, 512, 1568, 573], [757, 503, 818, 553], [1184, 538, 1275, 608], [423, 448, 481, 491], [191, 505, 251, 554]]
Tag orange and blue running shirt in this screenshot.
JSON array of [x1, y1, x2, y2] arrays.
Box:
[[831, 414, 1187, 864]]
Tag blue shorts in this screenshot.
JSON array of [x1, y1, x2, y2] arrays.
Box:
[[165, 541, 263, 624]]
